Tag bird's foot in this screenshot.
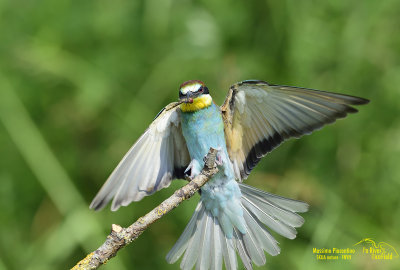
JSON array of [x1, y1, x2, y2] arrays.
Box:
[[215, 151, 224, 166], [184, 159, 201, 181]]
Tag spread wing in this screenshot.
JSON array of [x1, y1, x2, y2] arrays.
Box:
[[221, 80, 369, 181], [90, 102, 190, 211]]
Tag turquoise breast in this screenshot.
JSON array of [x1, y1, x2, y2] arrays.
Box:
[[180, 103, 242, 222], [181, 103, 226, 163]]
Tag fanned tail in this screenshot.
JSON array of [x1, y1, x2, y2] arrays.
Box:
[[166, 183, 308, 270]]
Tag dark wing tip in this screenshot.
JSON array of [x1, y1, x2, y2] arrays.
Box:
[[154, 107, 166, 121], [242, 133, 284, 178], [111, 198, 125, 211], [350, 96, 370, 105], [89, 198, 106, 211], [345, 106, 359, 114], [173, 166, 186, 180], [237, 80, 269, 86], [269, 83, 370, 106], [334, 93, 370, 105]]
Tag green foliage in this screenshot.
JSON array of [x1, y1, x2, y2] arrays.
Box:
[[0, 0, 399, 269]]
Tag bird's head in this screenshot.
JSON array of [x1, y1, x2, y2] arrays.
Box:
[[179, 80, 209, 103], [179, 80, 212, 112]]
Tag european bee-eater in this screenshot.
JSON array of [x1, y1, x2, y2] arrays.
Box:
[[90, 80, 368, 270]]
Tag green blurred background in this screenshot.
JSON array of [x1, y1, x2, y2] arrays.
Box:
[[0, 0, 399, 269]]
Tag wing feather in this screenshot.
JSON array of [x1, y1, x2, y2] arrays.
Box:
[[221, 80, 369, 180], [90, 102, 190, 211]]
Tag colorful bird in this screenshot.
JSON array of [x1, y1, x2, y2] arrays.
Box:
[[90, 80, 369, 270]]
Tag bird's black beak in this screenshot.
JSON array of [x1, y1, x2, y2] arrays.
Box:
[[180, 91, 194, 104]]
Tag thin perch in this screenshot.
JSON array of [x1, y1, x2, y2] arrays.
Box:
[[72, 147, 219, 270]]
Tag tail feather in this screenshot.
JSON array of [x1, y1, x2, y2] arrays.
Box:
[[166, 183, 308, 270], [239, 184, 309, 213], [197, 212, 212, 270], [241, 195, 296, 239], [233, 229, 252, 270], [242, 206, 280, 256], [220, 221, 237, 270], [179, 206, 205, 270], [166, 202, 203, 264], [210, 216, 223, 270], [240, 224, 266, 266], [241, 185, 307, 228]]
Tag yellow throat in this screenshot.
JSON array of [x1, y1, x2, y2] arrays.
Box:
[[180, 94, 213, 112]]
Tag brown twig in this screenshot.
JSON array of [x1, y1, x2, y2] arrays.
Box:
[[71, 147, 219, 270]]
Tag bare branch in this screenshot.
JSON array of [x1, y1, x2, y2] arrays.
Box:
[[72, 147, 219, 270]]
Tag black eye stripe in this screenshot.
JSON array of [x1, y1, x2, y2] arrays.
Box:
[[198, 86, 209, 94], [179, 85, 209, 98]]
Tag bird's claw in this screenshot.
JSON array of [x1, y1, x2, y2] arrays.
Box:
[[215, 151, 224, 166], [184, 174, 193, 182], [185, 159, 201, 179]]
